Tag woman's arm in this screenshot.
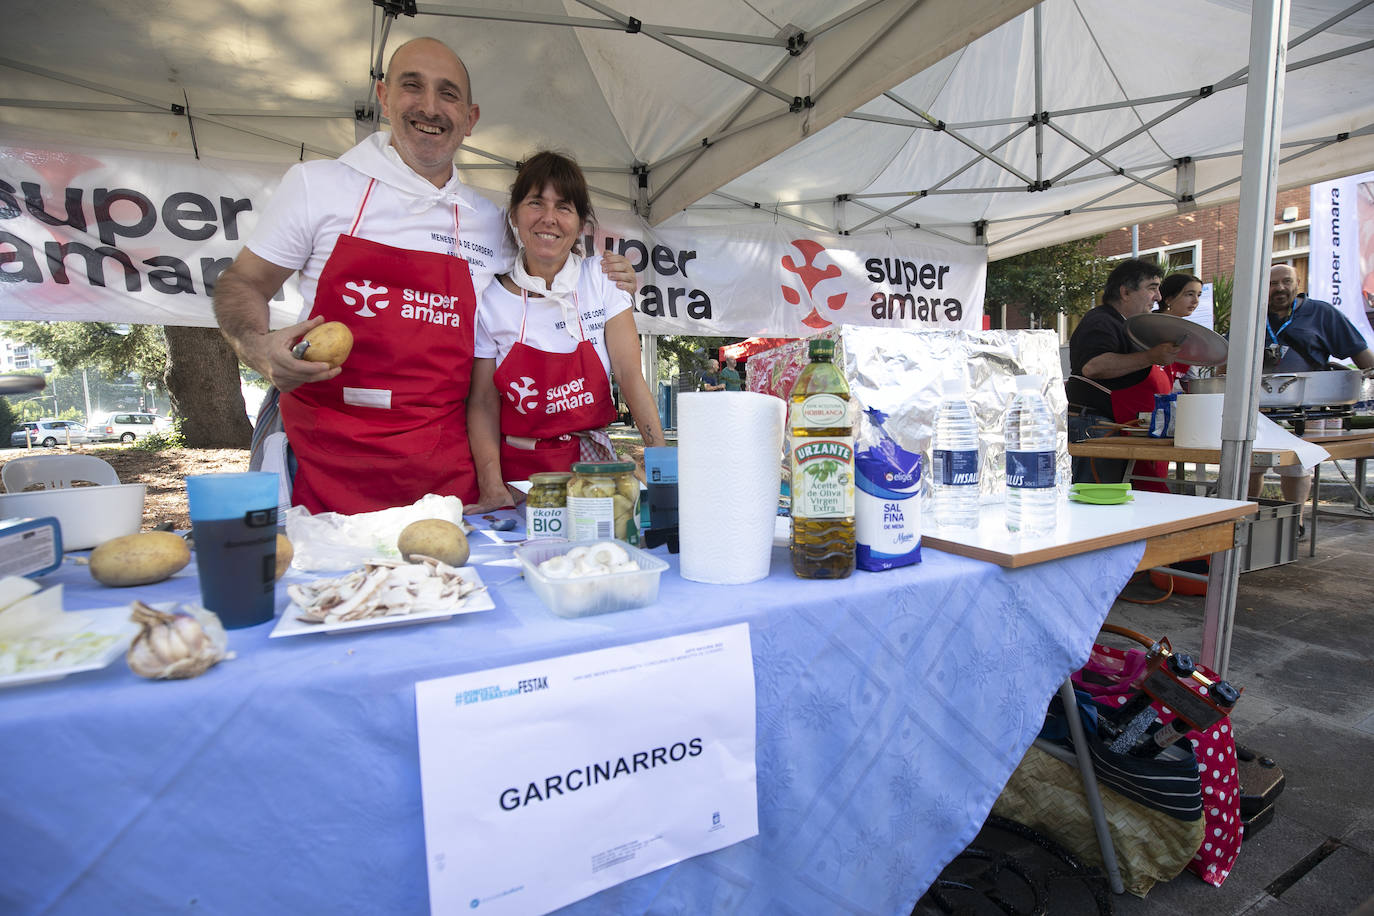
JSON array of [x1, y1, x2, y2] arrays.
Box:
[[604, 311, 666, 448], [465, 357, 515, 513]]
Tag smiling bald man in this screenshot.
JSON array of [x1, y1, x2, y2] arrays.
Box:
[[213, 38, 636, 515]]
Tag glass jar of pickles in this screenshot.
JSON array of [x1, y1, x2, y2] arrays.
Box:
[[526, 471, 572, 540], [567, 461, 640, 544]]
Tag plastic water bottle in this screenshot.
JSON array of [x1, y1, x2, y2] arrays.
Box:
[[1004, 374, 1058, 535], [931, 377, 980, 528]]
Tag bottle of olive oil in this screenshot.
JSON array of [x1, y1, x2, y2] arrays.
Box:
[[788, 338, 855, 578]]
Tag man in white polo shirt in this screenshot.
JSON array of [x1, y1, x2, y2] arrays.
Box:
[[214, 37, 633, 514]]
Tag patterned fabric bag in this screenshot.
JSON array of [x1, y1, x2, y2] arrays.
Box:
[[1072, 643, 1243, 887]]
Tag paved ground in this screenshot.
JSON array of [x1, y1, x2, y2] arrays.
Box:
[[1070, 493, 1374, 915]]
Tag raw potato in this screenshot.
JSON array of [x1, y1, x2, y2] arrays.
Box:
[[89, 531, 191, 587], [274, 533, 294, 580], [397, 519, 469, 568], [301, 321, 353, 368]]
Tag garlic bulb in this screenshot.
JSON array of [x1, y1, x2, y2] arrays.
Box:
[[126, 601, 233, 680]]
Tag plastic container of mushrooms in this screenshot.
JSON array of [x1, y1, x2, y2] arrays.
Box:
[[515, 539, 668, 618]]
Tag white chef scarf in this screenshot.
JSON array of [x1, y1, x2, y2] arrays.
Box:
[[507, 217, 585, 342], [338, 132, 479, 216]]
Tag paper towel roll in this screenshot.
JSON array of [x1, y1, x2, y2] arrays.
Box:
[[1174, 393, 1224, 448], [677, 392, 786, 584]]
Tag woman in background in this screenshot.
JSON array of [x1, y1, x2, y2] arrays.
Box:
[[1155, 273, 1205, 385], [1157, 273, 1203, 319], [466, 151, 665, 512]]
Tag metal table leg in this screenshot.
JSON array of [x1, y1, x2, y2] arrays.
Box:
[[1050, 678, 1124, 894], [1310, 461, 1319, 558]]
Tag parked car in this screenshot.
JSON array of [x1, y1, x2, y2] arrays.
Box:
[[90, 412, 173, 443], [9, 419, 92, 448]]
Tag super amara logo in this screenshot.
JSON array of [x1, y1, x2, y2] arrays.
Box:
[[399, 287, 464, 327]]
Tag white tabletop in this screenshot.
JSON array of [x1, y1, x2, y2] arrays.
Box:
[[920, 490, 1255, 568]]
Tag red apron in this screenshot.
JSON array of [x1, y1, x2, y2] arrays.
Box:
[[1108, 365, 1172, 493], [491, 289, 616, 482], [279, 179, 479, 514]]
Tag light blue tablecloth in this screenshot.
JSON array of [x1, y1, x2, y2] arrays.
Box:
[[0, 530, 1143, 915]]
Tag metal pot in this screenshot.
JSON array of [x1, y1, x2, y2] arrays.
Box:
[[1180, 376, 1226, 395], [1288, 368, 1364, 406], [1182, 369, 1364, 406]]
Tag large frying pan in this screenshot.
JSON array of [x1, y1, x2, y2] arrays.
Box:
[[1124, 312, 1229, 366]]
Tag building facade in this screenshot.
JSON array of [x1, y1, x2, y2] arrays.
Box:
[[1095, 186, 1312, 292]]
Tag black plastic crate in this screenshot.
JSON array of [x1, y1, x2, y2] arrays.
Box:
[[1238, 499, 1300, 572]]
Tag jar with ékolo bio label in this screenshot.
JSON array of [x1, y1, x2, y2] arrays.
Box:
[[567, 461, 640, 545], [525, 471, 572, 540]]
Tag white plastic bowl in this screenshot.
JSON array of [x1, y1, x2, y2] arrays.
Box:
[[515, 539, 668, 618], [0, 483, 147, 550]]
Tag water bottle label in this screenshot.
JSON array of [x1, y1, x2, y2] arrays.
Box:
[[1005, 450, 1055, 488], [933, 448, 979, 486]]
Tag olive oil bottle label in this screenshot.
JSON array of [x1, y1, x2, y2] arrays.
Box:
[[789, 436, 855, 519], [797, 393, 847, 428]]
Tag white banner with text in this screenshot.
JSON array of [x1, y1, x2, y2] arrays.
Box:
[[1308, 170, 1374, 347], [1, 141, 986, 336], [415, 623, 757, 916]]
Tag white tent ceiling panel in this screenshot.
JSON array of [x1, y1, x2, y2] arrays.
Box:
[[2, 0, 1372, 260]]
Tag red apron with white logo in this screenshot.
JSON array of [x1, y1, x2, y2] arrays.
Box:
[[491, 289, 616, 482], [279, 179, 478, 514], [1108, 365, 1172, 493]]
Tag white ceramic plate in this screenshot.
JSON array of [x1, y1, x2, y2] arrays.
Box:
[[268, 566, 495, 638], [0, 606, 136, 688]]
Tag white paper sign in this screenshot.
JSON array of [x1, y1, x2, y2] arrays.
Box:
[[415, 623, 758, 916]]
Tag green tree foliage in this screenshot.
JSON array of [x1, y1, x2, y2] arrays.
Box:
[[0, 394, 16, 440], [985, 235, 1108, 327], [654, 335, 738, 383], [1210, 273, 1234, 335], [1, 321, 167, 383]]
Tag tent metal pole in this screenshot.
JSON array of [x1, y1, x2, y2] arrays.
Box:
[[573, 0, 796, 105], [1042, 121, 1177, 199], [418, 3, 789, 46], [1034, 3, 1045, 187], [1202, 0, 1289, 678], [882, 94, 1036, 185]]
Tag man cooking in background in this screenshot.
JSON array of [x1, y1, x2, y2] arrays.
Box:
[[212, 38, 635, 515], [1066, 258, 1180, 487], [1248, 264, 1374, 505]]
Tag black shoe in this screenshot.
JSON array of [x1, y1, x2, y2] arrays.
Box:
[[1297, 522, 1306, 540]]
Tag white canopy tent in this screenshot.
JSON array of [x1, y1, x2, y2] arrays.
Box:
[[2, 0, 1370, 254], [3, 0, 1371, 676]]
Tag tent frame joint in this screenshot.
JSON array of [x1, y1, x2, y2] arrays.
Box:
[[786, 31, 809, 56], [1199, 84, 1215, 98], [372, 0, 416, 19], [789, 96, 814, 114], [624, 16, 642, 34]]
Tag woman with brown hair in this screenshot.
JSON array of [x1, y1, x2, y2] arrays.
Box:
[[466, 151, 665, 512]]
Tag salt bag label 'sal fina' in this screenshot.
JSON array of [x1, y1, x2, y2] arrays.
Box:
[[854, 413, 922, 571]]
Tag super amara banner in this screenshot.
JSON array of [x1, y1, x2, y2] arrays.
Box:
[[0, 142, 302, 328], [1, 141, 986, 335], [1309, 169, 1374, 347]]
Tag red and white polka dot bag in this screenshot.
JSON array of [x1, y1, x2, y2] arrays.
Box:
[[1072, 641, 1242, 887]]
